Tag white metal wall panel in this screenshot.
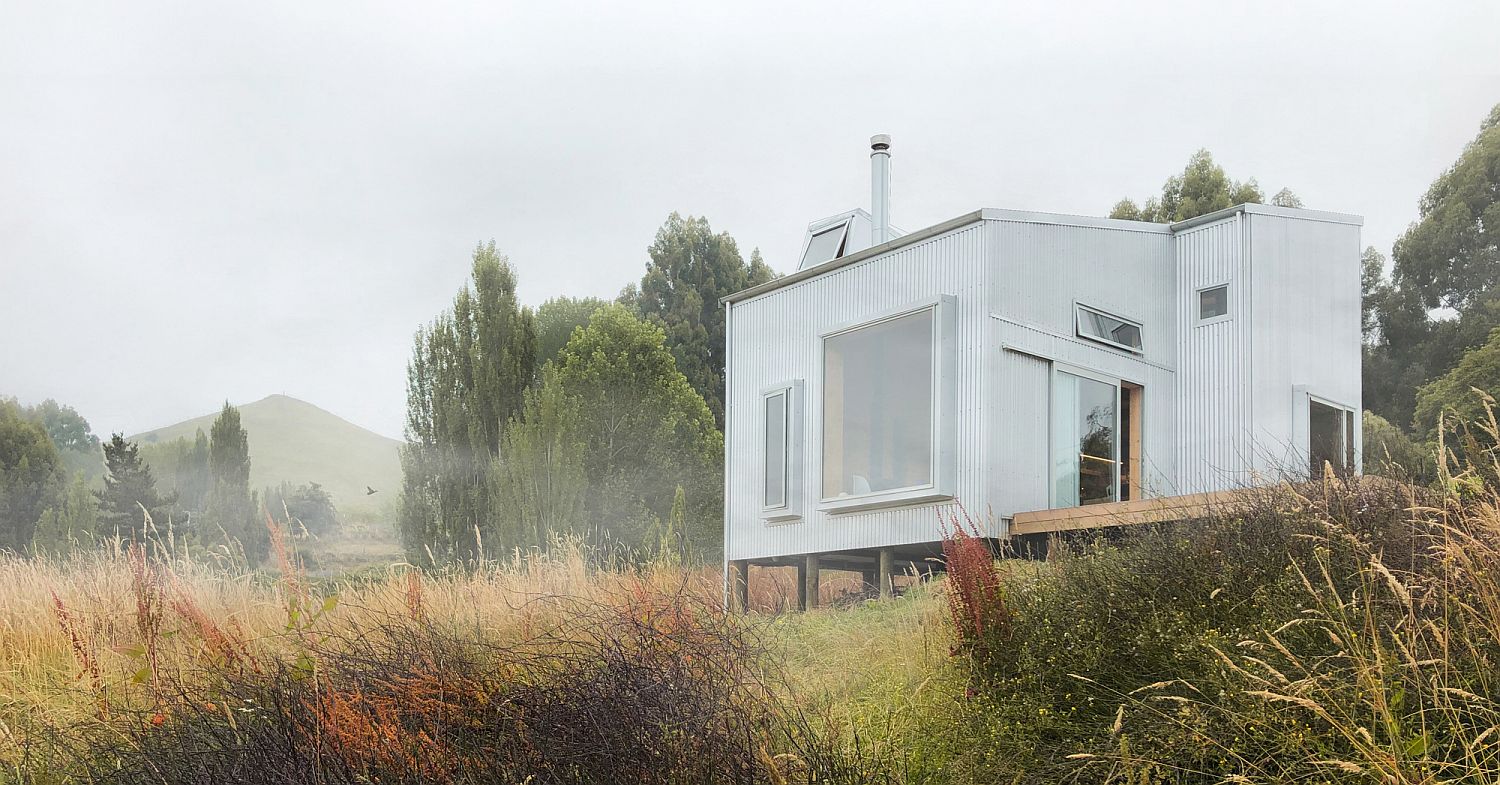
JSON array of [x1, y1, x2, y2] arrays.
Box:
[[1247, 213, 1363, 476], [724, 221, 992, 562], [990, 318, 1178, 510], [1174, 215, 1255, 493], [983, 218, 1178, 512]]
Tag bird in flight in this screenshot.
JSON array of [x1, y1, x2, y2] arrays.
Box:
[[366, 486, 378, 496]]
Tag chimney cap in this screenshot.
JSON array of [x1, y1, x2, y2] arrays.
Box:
[[870, 133, 891, 151]]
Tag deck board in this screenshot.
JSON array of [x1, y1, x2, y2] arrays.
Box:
[[1009, 489, 1251, 535]]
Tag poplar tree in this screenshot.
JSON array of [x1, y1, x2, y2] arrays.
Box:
[[207, 403, 260, 563], [400, 242, 538, 565]]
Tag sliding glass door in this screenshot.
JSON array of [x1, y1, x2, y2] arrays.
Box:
[[1052, 369, 1120, 507]]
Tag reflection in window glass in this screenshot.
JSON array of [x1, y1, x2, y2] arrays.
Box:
[[823, 309, 934, 499], [1076, 306, 1143, 351], [1053, 372, 1118, 507], [1309, 400, 1346, 475], [800, 224, 848, 268], [764, 391, 787, 508], [1200, 285, 1229, 320]]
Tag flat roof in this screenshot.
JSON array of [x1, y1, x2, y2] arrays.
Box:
[[724, 203, 1364, 305]]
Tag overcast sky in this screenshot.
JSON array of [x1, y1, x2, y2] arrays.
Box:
[[2, 1, 1497, 441]]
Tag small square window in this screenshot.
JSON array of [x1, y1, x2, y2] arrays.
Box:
[[1199, 285, 1229, 320]]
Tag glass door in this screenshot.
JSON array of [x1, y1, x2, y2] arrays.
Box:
[[1052, 369, 1119, 507]]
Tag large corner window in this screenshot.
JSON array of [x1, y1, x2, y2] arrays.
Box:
[[800, 221, 849, 269], [1309, 398, 1356, 476], [821, 301, 953, 510], [1076, 304, 1143, 353], [762, 381, 802, 521], [1051, 369, 1144, 507]]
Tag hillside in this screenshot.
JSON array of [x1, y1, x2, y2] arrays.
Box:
[[129, 394, 401, 520]]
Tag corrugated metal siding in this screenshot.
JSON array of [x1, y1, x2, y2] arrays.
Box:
[[984, 219, 1178, 509], [725, 222, 992, 562], [1247, 214, 1364, 475], [1174, 215, 1254, 493]]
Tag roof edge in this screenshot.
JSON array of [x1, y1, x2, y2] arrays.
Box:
[[1170, 203, 1364, 232], [724, 210, 985, 304]]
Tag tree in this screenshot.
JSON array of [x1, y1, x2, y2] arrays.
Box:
[[175, 429, 212, 514], [1361, 247, 1389, 344], [1270, 188, 1304, 209], [34, 475, 100, 553], [1109, 149, 1269, 223], [1363, 104, 1500, 429], [1412, 326, 1500, 441], [0, 400, 64, 553], [265, 481, 338, 537], [95, 434, 172, 543], [207, 403, 261, 562], [1391, 104, 1500, 313], [1360, 411, 1433, 483], [15, 398, 103, 484], [400, 242, 538, 565], [491, 363, 587, 550], [548, 305, 723, 557], [623, 214, 775, 427], [535, 296, 606, 368]]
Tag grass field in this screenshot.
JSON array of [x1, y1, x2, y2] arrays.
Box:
[[7, 459, 1500, 782]]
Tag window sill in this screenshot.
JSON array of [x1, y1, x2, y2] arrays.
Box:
[[761, 510, 802, 525], [818, 489, 953, 514]]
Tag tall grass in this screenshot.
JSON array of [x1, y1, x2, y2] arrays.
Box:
[[2, 521, 871, 783]]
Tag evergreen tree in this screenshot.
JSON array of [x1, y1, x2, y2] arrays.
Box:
[[0, 400, 64, 553], [400, 242, 538, 565], [94, 434, 172, 543], [207, 403, 261, 563], [624, 213, 775, 427]]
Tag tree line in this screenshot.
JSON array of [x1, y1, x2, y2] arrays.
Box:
[[399, 214, 772, 566], [0, 398, 332, 563]]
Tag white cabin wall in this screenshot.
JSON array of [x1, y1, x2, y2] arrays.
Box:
[[1174, 215, 1256, 493], [1247, 213, 1363, 476], [724, 221, 992, 563], [984, 218, 1177, 513]]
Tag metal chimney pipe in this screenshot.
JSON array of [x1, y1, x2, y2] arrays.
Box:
[[870, 134, 891, 245]]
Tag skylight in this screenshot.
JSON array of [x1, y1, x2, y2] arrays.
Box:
[[799, 222, 849, 268]]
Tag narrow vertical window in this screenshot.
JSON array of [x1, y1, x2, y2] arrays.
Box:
[[763, 391, 787, 508], [762, 380, 803, 521]]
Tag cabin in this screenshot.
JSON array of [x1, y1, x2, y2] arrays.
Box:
[[722, 136, 1363, 609]]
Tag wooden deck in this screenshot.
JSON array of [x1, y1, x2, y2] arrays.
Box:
[[1009, 489, 1250, 536]]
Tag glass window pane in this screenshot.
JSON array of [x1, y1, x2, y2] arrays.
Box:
[[1053, 372, 1118, 507], [1200, 286, 1229, 320], [764, 392, 786, 508], [1345, 410, 1356, 472], [823, 309, 934, 499], [1077, 307, 1143, 351], [800, 224, 847, 268], [1309, 400, 1345, 475]]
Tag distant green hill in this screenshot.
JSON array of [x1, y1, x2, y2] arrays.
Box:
[[130, 395, 402, 521]]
